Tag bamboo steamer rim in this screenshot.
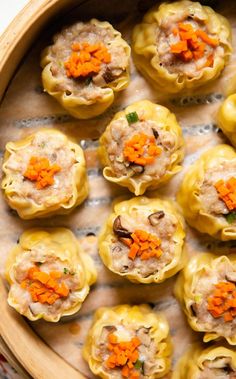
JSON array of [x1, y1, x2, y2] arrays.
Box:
[[0, 0, 88, 378]]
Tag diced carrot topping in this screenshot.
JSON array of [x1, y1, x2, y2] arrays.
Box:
[[178, 22, 194, 32], [180, 50, 193, 62], [123, 133, 162, 167], [170, 40, 188, 54], [106, 333, 141, 378], [24, 156, 61, 190], [109, 334, 118, 344], [50, 271, 62, 279], [169, 22, 219, 65], [214, 177, 236, 211], [64, 42, 111, 79], [195, 30, 219, 47], [207, 281, 236, 322], [172, 27, 179, 36], [120, 229, 162, 261], [21, 267, 70, 305], [202, 54, 214, 68]]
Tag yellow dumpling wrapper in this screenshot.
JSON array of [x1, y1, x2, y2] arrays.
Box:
[[218, 94, 236, 148], [41, 19, 130, 119], [132, 1, 232, 93], [173, 344, 236, 379], [175, 253, 236, 345], [177, 144, 236, 240], [99, 196, 186, 284], [1, 129, 88, 219], [83, 304, 172, 379], [99, 100, 184, 195], [5, 228, 97, 322]]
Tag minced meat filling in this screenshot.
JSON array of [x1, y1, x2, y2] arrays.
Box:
[[157, 16, 223, 77], [110, 209, 177, 278], [191, 261, 236, 338], [10, 250, 81, 317], [48, 22, 129, 99], [105, 118, 176, 181], [199, 160, 236, 224], [197, 357, 236, 379], [4, 132, 77, 207], [95, 324, 160, 378]]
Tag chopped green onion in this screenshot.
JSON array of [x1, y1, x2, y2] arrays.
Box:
[[126, 111, 139, 125], [134, 359, 144, 372], [36, 262, 43, 266], [63, 268, 69, 274], [225, 211, 236, 224]]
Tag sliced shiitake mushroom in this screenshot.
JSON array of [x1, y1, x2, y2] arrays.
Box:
[[152, 128, 159, 139], [130, 163, 145, 175], [148, 211, 165, 226], [113, 216, 132, 238], [103, 67, 115, 83], [104, 325, 117, 332]]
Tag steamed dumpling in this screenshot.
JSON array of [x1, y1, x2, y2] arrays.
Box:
[[6, 228, 97, 322], [83, 304, 172, 378], [2, 129, 88, 219], [41, 19, 130, 119], [132, 1, 232, 93], [99, 100, 184, 195]]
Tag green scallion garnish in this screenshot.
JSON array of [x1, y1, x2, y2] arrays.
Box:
[[225, 211, 236, 224], [134, 359, 144, 372], [126, 111, 139, 125], [63, 268, 69, 274]]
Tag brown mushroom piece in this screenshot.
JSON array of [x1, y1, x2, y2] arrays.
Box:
[[130, 163, 145, 175], [152, 128, 159, 139], [113, 215, 132, 238], [148, 211, 165, 226], [103, 67, 115, 83]]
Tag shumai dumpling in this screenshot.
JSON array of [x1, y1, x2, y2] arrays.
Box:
[[83, 304, 172, 379], [177, 144, 236, 240], [132, 1, 232, 93], [175, 253, 236, 345], [1, 129, 88, 219], [5, 228, 97, 322], [173, 344, 236, 379], [218, 94, 236, 148], [99, 196, 185, 284], [41, 19, 130, 119], [99, 100, 184, 195]]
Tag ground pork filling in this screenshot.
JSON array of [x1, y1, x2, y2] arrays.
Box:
[[4, 132, 77, 207], [48, 22, 129, 99], [95, 323, 162, 378], [110, 208, 177, 278], [105, 118, 176, 182], [157, 14, 224, 78], [199, 160, 236, 225], [9, 250, 81, 317], [191, 261, 236, 338], [196, 357, 236, 379]]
